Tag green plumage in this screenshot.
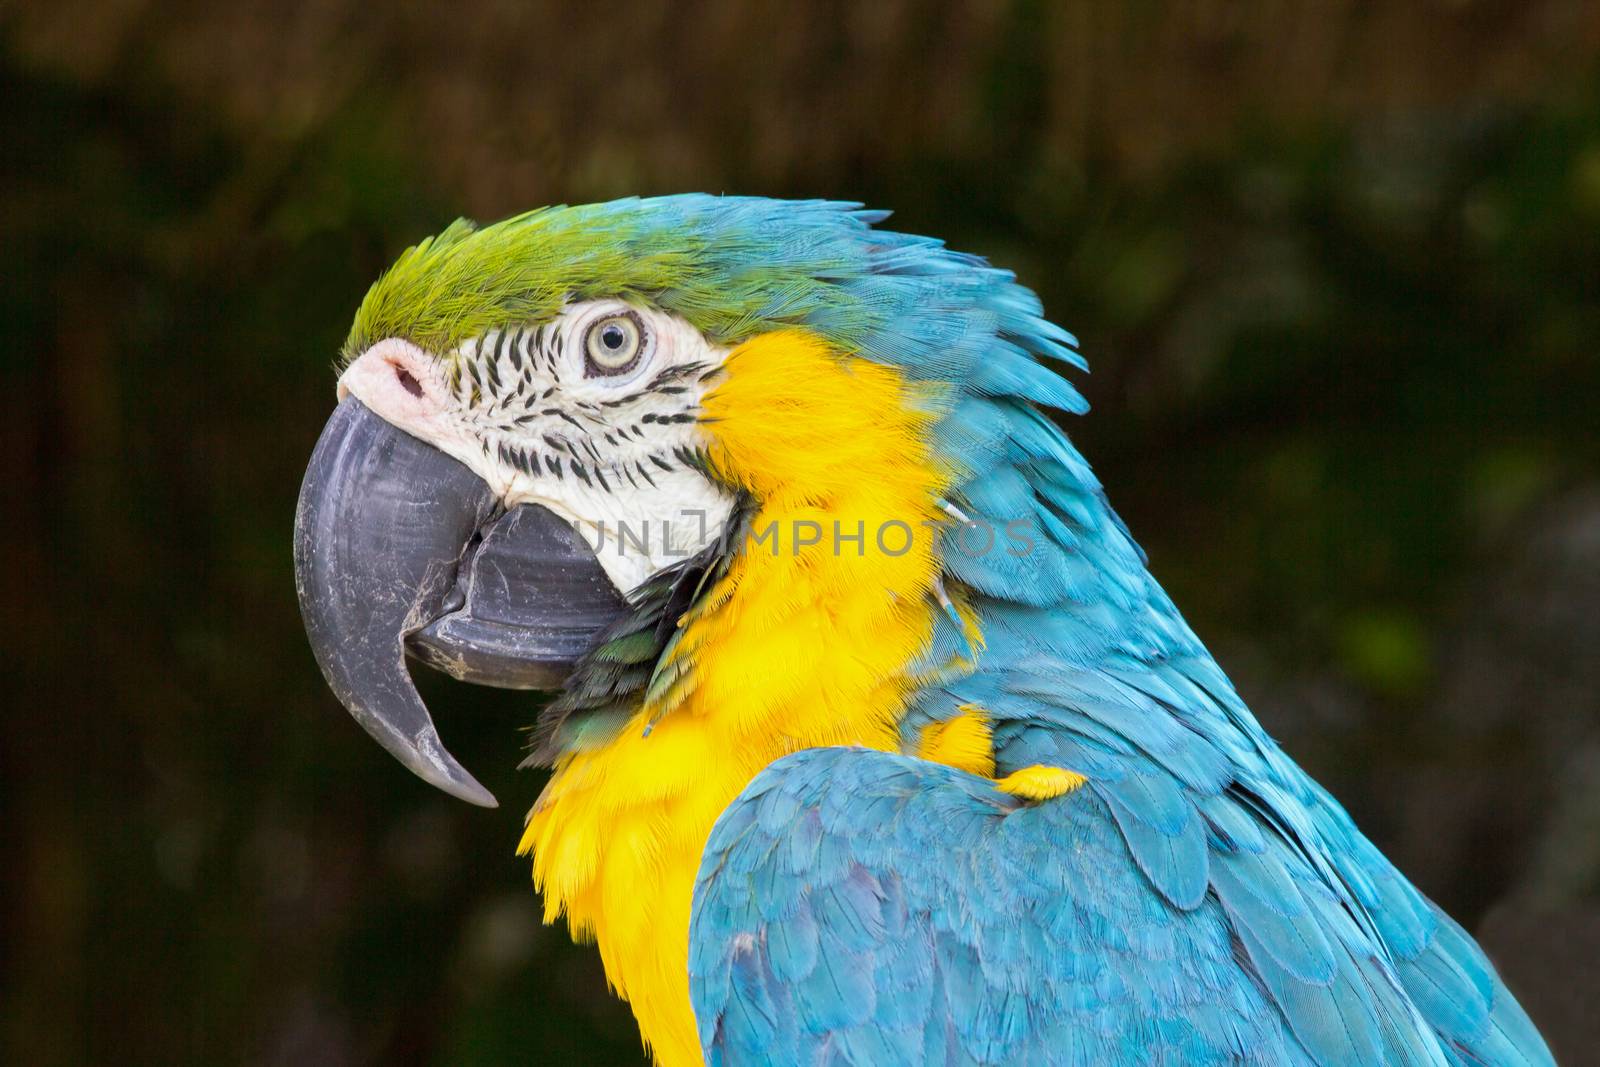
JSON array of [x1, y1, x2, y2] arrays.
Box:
[[345, 198, 873, 362]]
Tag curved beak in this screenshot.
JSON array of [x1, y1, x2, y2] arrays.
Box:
[[293, 398, 627, 807]]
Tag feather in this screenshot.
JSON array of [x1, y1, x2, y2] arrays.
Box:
[[350, 196, 1556, 1067]]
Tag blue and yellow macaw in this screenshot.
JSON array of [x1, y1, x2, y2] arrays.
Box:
[[294, 195, 1554, 1066]]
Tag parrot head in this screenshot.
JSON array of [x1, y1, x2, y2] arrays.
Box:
[[294, 195, 1084, 808]]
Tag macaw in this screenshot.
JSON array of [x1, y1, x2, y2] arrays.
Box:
[[293, 195, 1554, 1066]]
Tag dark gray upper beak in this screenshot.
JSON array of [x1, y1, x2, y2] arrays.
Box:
[[293, 398, 627, 807]]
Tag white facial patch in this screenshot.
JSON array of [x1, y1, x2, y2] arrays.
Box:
[[338, 301, 737, 594]]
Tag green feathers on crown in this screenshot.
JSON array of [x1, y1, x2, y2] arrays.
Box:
[[344, 194, 1085, 415], [344, 196, 864, 363]]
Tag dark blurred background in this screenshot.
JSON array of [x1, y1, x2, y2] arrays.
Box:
[[4, 2, 1599, 1064]]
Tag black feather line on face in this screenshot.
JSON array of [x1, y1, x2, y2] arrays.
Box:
[[651, 362, 706, 387], [523, 500, 752, 766], [509, 327, 525, 371], [487, 338, 504, 394], [539, 325, 558, 375], [673, 445, 714, 475]]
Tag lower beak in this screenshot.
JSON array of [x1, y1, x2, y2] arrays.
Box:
[[293, 398, 627, 807]]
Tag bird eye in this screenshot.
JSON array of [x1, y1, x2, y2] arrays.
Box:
[[584, 313, 644, 376]]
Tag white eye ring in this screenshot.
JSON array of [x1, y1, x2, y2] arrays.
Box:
[[584, 312, 645, 376]]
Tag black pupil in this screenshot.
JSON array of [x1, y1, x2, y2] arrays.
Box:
[[601, 324, 626, 351]]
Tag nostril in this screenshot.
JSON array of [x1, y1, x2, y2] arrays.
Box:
[[393, 365, 424, 398]]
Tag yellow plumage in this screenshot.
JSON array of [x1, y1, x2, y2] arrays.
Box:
[[518, 330, 950, 1066], [996, 764, 1088, 801], [915, 704, 996, 778]]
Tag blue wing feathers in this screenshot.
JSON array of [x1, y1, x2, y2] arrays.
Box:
[[1097, 779, 1212, 911], [1209, 851, 1338, 985], [693, 750, 1319, 1065], [683, 204, 1549, 1064], [691, 742, 1553, 1066]]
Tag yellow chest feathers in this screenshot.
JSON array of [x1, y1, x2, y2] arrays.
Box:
[[517, 331, 950, 1065]]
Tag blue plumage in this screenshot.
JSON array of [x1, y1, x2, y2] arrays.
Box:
[[692, 750, 1323, 1066], [620, 198, 1558, 1066]]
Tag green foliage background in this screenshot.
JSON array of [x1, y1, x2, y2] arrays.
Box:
[[3, 3, 1598, 1064]]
